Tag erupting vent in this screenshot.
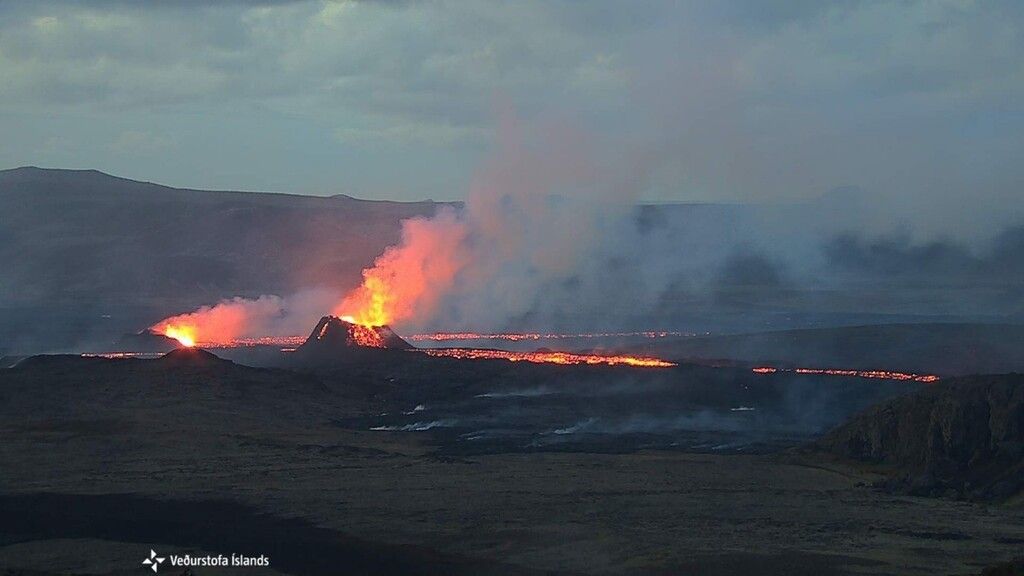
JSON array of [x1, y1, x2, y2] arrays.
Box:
[[303, 316, 413, 350]]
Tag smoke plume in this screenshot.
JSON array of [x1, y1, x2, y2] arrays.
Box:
[[334, 115, 639, 331], [150, 289, 338, 345]]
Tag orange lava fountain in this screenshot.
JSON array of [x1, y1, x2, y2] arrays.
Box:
[[419, 348, 676, 368], [160, 325, 196, 347], [150, 296, 285, 348], [333, 209, 467, 329]]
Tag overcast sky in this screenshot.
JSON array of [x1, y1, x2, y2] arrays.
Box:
[[0, 0, 1021, 211]]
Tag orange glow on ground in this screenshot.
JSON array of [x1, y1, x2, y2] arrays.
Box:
[[752, 365, 939, 383], [345, 324, 387, 348], [419, 347, 676, 368], [408, 330, 689, 342]]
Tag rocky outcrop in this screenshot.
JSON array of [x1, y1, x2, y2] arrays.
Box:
[[301, 316, 412, 350], [288, 316, 414, 367], [156, 347, 232, 368], [818, 374, 1024, 500]]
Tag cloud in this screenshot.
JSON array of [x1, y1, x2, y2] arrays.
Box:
[[107, 130, 175, 155], [0, 0, 1020, 221]]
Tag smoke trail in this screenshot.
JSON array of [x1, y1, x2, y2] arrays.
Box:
[[151, 289, 338, 345], [335, 115, 639, 330], [333, 208, 469, 327]]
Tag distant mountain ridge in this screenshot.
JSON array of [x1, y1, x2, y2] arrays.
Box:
[[3, 166, 1023, 356], [0, 167, 446, 299], [0, 166, 447, 205], [0, 167, 456, 351]]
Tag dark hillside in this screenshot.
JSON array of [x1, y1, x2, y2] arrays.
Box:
[[0, 167, 448, 350], [818, 373, 1024, 500]]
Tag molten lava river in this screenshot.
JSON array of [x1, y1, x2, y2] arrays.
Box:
[[418, 348, 676, 368], [145, 318, 942, 379]]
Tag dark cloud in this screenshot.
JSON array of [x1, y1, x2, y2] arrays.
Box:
[[0, 0, 1021, 217], [713, 0, 870, 29]]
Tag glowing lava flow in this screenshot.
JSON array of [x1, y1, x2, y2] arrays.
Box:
[[408, 330, 688, 342], [340, 323, 387, 348], [153, 329, 305, 350], [752, 366, 939, 383], [208, 336, 306, 348], [419, 348, 676, 368], [313, 316, 377, 347]]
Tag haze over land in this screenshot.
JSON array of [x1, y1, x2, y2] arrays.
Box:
[[1, 1, 1022, 225], [3, 1, 1023, 355], [2, 166, 1023, 355], [2, 2, 1024, 575]]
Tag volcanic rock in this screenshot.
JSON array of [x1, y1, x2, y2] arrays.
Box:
[[288, 316, 413, 367], [156, 347, 231, 368], [818, 373, 1024, 500], [303, 316, 412, 350], [115, 329, 182, 352]]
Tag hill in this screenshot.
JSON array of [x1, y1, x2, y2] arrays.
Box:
[[0, 166, 445, 302], [0, 167, 447, 351], [0, 348, 335, 425], [818, 373, 1024, 500]]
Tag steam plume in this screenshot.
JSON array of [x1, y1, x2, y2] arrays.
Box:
[[335, 115, 638, 331], [150, 289, 338, 345]]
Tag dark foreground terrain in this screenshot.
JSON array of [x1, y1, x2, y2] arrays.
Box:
[[1, 350, 1023, 575]]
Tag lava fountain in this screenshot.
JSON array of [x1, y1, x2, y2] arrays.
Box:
[[160, 325, 196, 347], [332, 208, 467, 328]]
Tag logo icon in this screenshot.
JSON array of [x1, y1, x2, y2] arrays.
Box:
[[142, 549, 165, 573]]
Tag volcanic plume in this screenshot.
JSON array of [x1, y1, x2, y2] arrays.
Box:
[[150, 296, 285, 347], [333, 116, 635, 332], [333, 208, 468, 328], [148, 290, 338, 348], [149, 118, 640, 352], [115, 329, 185, 352]]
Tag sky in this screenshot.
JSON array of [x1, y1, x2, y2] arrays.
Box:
[[0, 0, 1021, 212]]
